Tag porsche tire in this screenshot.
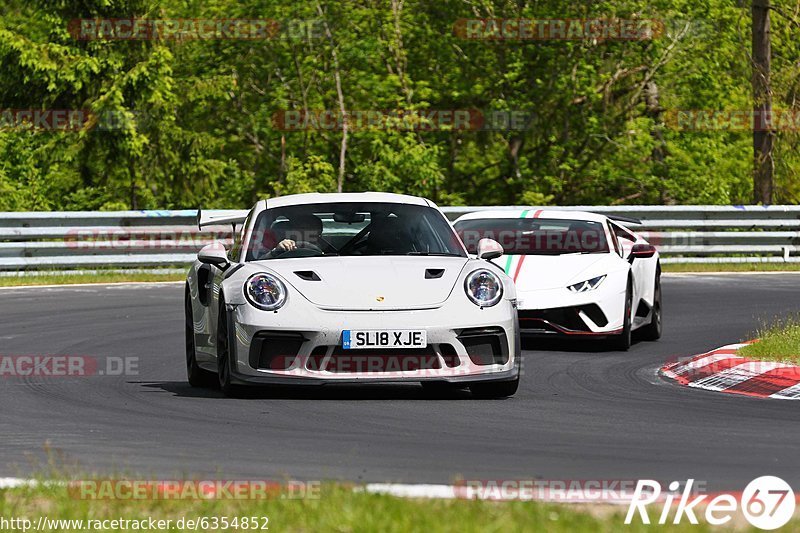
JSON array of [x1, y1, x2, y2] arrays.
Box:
[[216, 298, 242, 397], [185, 288, 215, 388]]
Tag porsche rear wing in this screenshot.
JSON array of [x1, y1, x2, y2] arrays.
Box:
[[197, 209, 249, 229]]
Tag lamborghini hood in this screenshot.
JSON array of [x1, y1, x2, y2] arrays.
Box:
[[491, 253, 619, 291]]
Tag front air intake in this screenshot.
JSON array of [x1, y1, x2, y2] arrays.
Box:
[[457, 327, 509, 366], [248, 331, 306, 370]]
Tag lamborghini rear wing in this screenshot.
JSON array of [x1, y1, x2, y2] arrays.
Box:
[[603, 214, 642, 225], [197, 209, 249, 229]]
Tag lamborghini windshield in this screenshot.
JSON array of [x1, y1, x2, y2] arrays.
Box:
[[454, 218, 610, 255], [246, 202, 466, 260]]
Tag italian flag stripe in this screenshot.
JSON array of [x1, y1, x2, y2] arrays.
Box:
[[504, 209, 531, 277]]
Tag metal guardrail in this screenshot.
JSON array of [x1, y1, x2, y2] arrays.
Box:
[[0, 206, 798, 272]]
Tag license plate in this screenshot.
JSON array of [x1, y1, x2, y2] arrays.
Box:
[[342, 330, 427, 350]]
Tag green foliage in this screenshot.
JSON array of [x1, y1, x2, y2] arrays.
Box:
[[353, 134, 444, 198], [0, 0, 797, 210], [272, 155, 336, 196]]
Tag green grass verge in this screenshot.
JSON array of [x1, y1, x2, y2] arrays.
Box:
[[0, 272, 185, 287], [663, 263, 800, 273], [738, 316, 800, 365], [0, 482, 769, 532]]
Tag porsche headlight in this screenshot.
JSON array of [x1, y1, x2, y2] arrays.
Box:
[[567, 275, 607, 293], [465, 269, 503, 307], [245, 273, 287, 310]]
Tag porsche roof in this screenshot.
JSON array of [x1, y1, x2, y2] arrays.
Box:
[[454, 209, 609, 223], [264, 192, 433, 209]]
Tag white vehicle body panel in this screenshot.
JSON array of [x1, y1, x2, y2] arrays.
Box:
[[454, 209, 661, 337], [187, 193, 520, 385]]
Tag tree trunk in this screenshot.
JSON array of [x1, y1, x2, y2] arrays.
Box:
[[752, 0, 774, 204], [644, 81, 669, 203], [129, 158, 138, 210], [317, 1, 347, 193], [644, 81, 665, 164]]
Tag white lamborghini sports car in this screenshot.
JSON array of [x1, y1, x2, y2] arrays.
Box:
[[186, 193, 520, 397], [453, 209, 661, 350]]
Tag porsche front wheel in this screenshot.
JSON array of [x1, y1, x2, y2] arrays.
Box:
[[185, 289, 214, 388], [216, 299, 241, 397]]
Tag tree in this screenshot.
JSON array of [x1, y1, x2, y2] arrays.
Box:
[[752, 0, 774, 204], [0, 0, 797, 210]]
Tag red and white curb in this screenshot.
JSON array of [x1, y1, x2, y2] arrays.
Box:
[[661, 342, 800, 400]]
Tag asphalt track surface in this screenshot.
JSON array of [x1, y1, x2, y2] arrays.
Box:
[[1, 274, 799, 492]]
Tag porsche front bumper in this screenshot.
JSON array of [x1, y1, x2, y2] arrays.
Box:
[[226, 299, 520, 385]]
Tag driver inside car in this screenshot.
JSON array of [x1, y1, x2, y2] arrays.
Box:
[[261, 214, 324, 258]]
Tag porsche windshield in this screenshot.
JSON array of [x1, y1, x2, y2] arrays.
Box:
[[454, 218, 610, 255], [246, 202, 466, 260]]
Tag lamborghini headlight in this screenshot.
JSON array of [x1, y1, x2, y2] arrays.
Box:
[[245, 273, 287, 310], [567, 275, 607, 293], [465, 269, 503, 307]]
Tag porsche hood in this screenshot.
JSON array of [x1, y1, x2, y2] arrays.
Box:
[[254, 256, 471, 310]]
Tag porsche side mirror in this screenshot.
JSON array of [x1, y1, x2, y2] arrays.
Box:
[[628, 243, 656, 263], [198, 242, 229, 268], [477, 238, 504, 260]]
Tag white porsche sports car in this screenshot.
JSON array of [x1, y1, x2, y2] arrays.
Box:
[[453, 209, 661, 350], [186, 192, 520, 397]]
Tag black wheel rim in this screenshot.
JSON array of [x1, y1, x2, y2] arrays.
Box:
[[185, 299, 195, 372], [653, 285, 662, 333], [218, 309, 229, 388], [654, 303, 662, 333], [623, 290, 632, 343], [218, 352, 228, 387], [625, 292, 632, 330]]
